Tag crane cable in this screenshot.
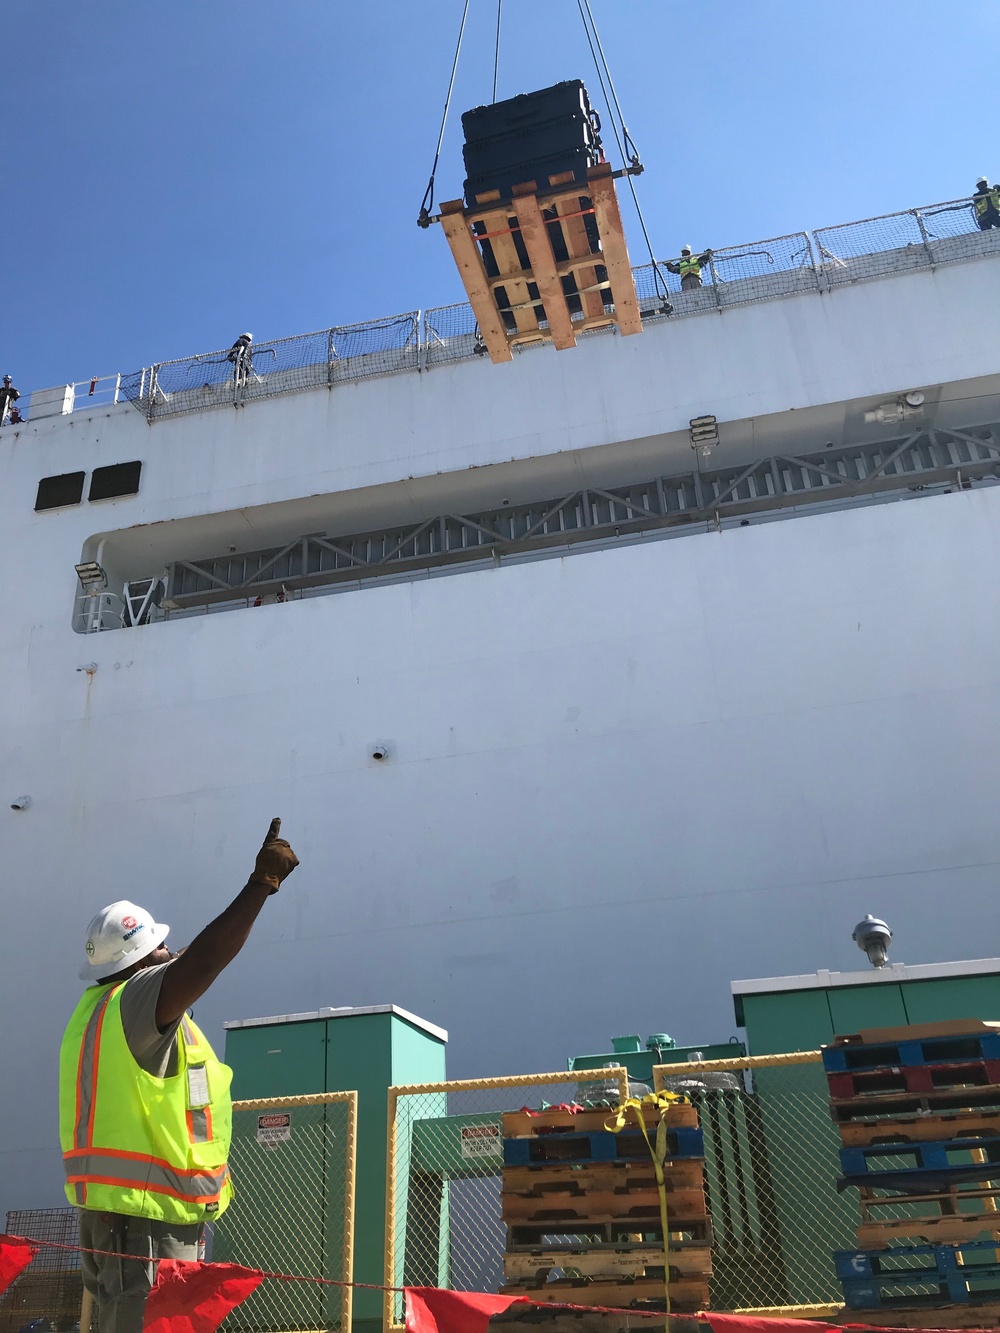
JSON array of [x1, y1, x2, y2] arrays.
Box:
[[492, 0, 502, 103], [417, 0, 473, 228], [576, 0, 671, 304]]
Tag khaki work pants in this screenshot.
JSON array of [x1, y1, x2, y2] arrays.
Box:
[[79, 1210, 202, 1333]]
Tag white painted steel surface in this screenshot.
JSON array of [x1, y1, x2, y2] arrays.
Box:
[[3, 253, 1000, 1218]]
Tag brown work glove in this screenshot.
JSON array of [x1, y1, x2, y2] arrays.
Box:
[[248, 817, 299, 894]]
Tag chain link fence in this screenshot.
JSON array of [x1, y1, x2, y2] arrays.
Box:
[[651, 1053, 854, 1316], [385, 1054, 859, 1325], [212, 1092, 357, 1333], [384, 1068, 631, 1330], [0, 1209, 82, 1333]]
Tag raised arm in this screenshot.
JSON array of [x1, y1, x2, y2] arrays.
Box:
[[155, 818, 299, 1028]]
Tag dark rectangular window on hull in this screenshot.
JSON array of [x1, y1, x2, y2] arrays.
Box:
[[89, 460, 142, 501], [35, 471, 85, 511]]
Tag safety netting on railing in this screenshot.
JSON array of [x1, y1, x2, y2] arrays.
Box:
[[385, 1068, 631, 1330], [105, 195, 1000, 423], [119, 315, 420, 420], [813, 198, 1000, 286], [212, 1092, 356, 1333]]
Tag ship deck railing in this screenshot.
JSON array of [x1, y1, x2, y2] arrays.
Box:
[[11, 196, 1000, 427]]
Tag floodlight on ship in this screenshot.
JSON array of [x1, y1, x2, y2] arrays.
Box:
[[689, 415, 719, 456], [74, 561, 108, 595]]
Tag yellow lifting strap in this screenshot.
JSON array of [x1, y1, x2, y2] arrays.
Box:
[[606, 1090, 689, 1326]]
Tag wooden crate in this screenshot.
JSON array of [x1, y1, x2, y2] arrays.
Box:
[[439, 164, 642, 364]]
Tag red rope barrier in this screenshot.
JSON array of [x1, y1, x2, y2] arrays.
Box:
[[9, 1235, 992, 1333]]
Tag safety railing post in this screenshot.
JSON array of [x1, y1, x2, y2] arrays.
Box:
[[808, 233, 829, 293], [417, 311, 427, 373], [708, 254, 724, 310], [146, 367, 158, 424], [914, 208, 935, 267], [327, 329, 337, 388]]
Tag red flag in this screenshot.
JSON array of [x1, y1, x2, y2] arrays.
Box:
[[143, 1260, 264, 1333], [405, 1287, 526, 1333], [0, 1235, 38, 1295], [704, 1317, 837, 1333]]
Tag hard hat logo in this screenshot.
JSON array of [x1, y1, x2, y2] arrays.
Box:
[[78, 899, 169, 982]]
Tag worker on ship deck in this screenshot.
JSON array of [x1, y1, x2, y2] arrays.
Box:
[[227, 332, 254, 386], [665, 245, 712, 290], [0, 374, 20, 425], [973, 177, 1000, 231], [59, 818, 299, 1333]]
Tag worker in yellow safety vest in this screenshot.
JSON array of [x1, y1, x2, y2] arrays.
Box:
[[665, 244, 713, 291], [59, 818, 299, 1333], [973, 177, 1000, 231]]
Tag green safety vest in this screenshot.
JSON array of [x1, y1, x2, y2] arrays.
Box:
[[59, 982, 233, 1224], [679, 255, 702, 278], [974, 190, 1000, 215]]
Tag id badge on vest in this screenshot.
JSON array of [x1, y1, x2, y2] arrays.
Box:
[[187, 1064, 210, 1108]]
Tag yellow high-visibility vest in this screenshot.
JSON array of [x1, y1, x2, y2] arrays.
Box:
[[59, 981, 233, 1224], [974, 190, 1000, 215], [679, 256, 702, 278]]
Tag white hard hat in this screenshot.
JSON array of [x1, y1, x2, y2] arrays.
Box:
[[79, 900, 169, 982], [977, 176, 989, 186], [240, 332, 253, 341], [681, 244, 692, 253]]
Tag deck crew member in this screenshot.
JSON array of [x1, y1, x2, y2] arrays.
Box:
[[665, 245, 713, 290], [973, 177, 1000, 231], [0, 374, 19, 425], [59, 818, 299, 1333], [227, 332, 254, 385]]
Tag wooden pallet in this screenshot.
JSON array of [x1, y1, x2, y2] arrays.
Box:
[[502, 1104, 698, 1139], [857, 1212, 1000, 1248], [831, 1087, 1000, 1124], [503, 1243, 712, 1284], [499, 1275, 710, 1312], [439, 164, 642, 365], [840, 1111, 1000, 1147], [835, 1300, 1000, 1328], [834, 1021, 1000, 1047], [502, 1161, 704, 1199], [502, 1187, 706, 1226], [507, 1218, 714, 1248]]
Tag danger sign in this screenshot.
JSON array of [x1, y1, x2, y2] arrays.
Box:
[[460, 1123, 501, 1158], [256, 1112, 291, 1147]]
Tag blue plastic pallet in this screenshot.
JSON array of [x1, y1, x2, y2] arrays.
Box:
[[840, 1138, 1000, 1177], [823, 1033, 1000, 1073], [840, 1268, 1000, 1311], [835, 1241, 1000, 1281], [502, 1126, 704, 1167]]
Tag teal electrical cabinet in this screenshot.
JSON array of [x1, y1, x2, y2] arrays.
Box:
[[222, 1004, 447, 1333]]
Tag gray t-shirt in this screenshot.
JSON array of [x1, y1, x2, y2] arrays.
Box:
[[117, 962, 182, 1077]]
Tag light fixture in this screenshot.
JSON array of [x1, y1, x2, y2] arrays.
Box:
[[75, 561, 108, 595], [689, 414, 719, 456], [852, 914, 892, 968]]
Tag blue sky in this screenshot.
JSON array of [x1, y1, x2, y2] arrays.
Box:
[[6, 0, 998, 396]]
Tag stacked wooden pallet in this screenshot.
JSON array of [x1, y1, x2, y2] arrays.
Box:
[[827, 1020, 1000, 1327], [498, 1102, 712, 1315], [438, 163, 643, 365]]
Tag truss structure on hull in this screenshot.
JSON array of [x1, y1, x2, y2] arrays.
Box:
[[154, 422, 1000, 616]]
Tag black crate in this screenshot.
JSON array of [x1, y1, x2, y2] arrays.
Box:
[[462, 81, 593, 144], [464, 146, 602, 207], [463, 114, 599, 179]]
